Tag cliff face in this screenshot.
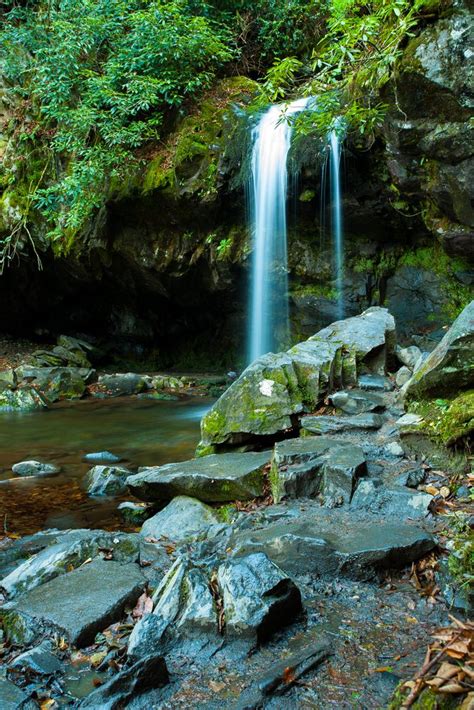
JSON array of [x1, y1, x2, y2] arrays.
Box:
[[0, 5, 472, 365]]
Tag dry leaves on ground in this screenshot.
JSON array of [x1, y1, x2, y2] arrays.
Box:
[[401, 616, 474, 707]]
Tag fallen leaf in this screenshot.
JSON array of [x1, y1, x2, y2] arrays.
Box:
[[132, 592, 154, 620], [90, 651, 107, 668], [439, 486, 451, 498]]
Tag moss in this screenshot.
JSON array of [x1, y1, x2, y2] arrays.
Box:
[[408, 391, 474, 447], [290, 283, 338, 300], [141, 76, 258, 201], [216, 504, 236, 523]]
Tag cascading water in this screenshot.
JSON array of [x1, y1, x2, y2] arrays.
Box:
[[247, 97, 311, 364], [329, 127, 344, 320]]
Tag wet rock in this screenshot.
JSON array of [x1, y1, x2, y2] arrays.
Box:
[[198, 308, 396, 452], [15, 367, 93, 402], [385, 441, 405, 457], [236, 640, 331, 709], [83, 451, 122, 464], [127, 451, 270, 503], [9, 640, 62, 676], [232, 503, 435, 579], [0, 530, 139, 598], [12, 460, 60, 477], [396, 468, 426, 488], [51, 344, 91, 368], [351, 480, 432, 517], [78, 654, 168, 709], [127, 558, 216, 661], [98, 373, 147, 396], [329, 389, 384, 415], [358, 374, 394, 391], [118, 501, 152, 525], [140, 496, 222, 542], [57, 335, 102, 363], [0, 678, 36, 710], [301, 412, 384, 435], [86, 465, 131, 496], [0, 386, 48, 412], [217, 553, 302, 642], [404, 300, 474, 398], [1, 559, 145, 647], [395, 366, 412, 387], [270, 437, 366, 505], [270, 437, 329, 502], [0, 368, 16, 388], [321, 444, 366, 506], [396, 345, 422, 370], [314, 306, 396, 372]]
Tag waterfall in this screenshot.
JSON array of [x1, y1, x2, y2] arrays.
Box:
[[247, 97, 310, 364], [329, 127, 344, 320]]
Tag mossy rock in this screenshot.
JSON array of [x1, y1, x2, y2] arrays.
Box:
[[141, 76, 258, 201]]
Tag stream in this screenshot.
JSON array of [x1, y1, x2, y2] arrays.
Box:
[[0, 397, 211, 535]]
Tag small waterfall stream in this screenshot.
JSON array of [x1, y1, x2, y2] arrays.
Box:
[[329, 128, 344, 320], [248, 98, 310, 363]]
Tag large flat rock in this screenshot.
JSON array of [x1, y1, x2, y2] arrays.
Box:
[[127, 451, 271, 503], [1, 559, 145, 647], [231, 503, 435, 580]]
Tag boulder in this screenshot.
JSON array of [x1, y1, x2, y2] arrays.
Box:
[[140, 496, 222, 542], [270, 437, 366, 505], [231, 503, 435, 580], [12, 460, 60, 477], [78, 654, 168, 710], [51, 344, 91, 368], [127, 451, 271, 503], [329, 389, 384, 415], [0, 530, 139, 599], [198, 308, 396, 452], [1, 559, 145, 647], [351, 480, 432, 517], [404, 300, 474, 398], [217, 552, 302, 641], [127, 558, 216, 661], [98, 373, 147, 396], [396, 345, 422, 370], [0, 386, 48, 412], [321, 444, 366, 506], [301, 412, 384, 435], [9, 640, 62, 676], [14, 366, 94, 402], [118, 501, 153, 525], [0, 368, 16, 388], [86, 465, 131, 496]]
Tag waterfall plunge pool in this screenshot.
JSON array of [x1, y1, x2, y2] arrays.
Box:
[[0, 396, 212, 535]]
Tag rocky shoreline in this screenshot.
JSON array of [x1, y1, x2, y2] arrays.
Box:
[[0, 304, 472, 708]]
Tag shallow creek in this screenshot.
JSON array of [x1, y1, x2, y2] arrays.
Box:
[[0, 396, 211, 535]]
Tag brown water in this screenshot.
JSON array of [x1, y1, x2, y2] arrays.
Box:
[[0, 396, 212, 535]]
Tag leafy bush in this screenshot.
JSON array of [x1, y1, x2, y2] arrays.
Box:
[[0, 0, 233, 246]]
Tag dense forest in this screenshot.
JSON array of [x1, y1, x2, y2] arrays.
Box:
[[0, 1, 472, 708]]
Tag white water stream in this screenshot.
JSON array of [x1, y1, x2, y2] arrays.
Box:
[[248, 97, 311, 363]]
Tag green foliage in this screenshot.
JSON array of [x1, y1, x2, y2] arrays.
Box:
[[409, 391, 474, 447], [0, 0, 233, 248], [258, 0, 444, 140]]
